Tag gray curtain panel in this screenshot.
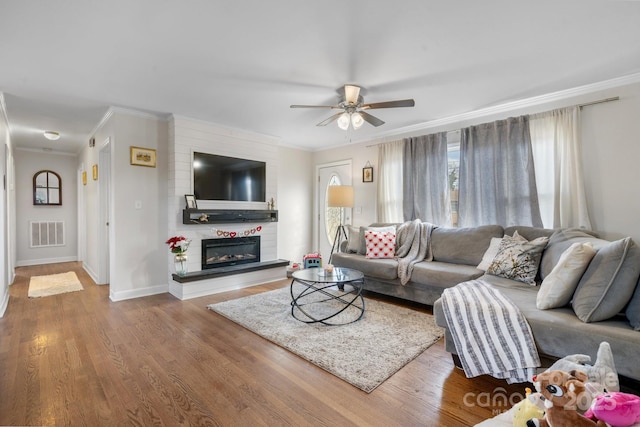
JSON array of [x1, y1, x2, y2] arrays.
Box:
[[458, 116, 543, 228], [402, 132, 451, 226]]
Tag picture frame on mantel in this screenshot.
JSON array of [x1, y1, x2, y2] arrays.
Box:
[[130, 146, 157, 167], [185, 194, 197, 210]]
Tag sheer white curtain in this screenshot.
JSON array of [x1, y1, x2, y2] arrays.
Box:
[[529, 106, 592, 229], [377, 140, 404, 222]]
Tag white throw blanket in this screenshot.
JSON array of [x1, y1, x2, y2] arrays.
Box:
[[441, 280, 540, 384], [394, 219, 434, 285]]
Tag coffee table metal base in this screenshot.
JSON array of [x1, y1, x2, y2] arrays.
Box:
[[290, 269, 365, 325]]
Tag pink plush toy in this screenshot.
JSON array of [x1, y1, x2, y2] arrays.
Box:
[[584, 392, 640, 427]]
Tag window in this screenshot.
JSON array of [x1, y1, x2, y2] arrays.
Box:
[[33, 170, 62, 206], [325, 174, 342, 245], [447, 133, 460, 227]]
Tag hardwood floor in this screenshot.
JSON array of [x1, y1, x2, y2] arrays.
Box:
[[1, 262, 525, 426]]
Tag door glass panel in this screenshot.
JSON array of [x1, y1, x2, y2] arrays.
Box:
[[325, 174, 342, 245]]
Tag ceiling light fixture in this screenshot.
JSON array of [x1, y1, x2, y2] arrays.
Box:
[[350, 112, 364, 129], [43, 131, 60, 141], [337, 112, 351, 130]]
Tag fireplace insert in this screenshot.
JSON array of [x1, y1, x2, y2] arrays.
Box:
[[201, 236, 260, 270]]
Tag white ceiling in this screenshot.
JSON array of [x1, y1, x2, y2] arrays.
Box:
[[2, 1, 640, 154]]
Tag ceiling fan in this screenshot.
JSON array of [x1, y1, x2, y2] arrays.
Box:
[[290, 84, 415, 130]]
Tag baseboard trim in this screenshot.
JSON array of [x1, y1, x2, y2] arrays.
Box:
[[16, 256, 78, 267], [110, 284, 169, 302], [0, 288, 9, 318]]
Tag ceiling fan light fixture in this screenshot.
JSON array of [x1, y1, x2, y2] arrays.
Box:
[[43, 131, 60, 141], [351, 112, 364, 129], [337, 112, 351, 130]]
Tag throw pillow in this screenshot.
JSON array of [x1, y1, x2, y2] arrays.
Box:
[[486, 232, 549, 285], [625, 278, 640, 331], [346, 225, 361, 253], [572, 237, 640, 323], [358, 225, 396, 255], [539, 229, 609, 280], [536, 242, 596, 310], [477, 237, 504, 271], [365, 230, 396, 259]]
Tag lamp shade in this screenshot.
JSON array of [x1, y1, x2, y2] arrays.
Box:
[[327, 185, 354, 208]]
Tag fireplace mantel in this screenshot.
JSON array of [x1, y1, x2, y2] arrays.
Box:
[[183, 209, 278, 224]]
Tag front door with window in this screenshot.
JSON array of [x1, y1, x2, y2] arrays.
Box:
[[317, 162, 352, 260]]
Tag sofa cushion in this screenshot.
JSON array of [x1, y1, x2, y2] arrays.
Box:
[[431, 225, 504, 266], [330, 253, 398, 280], [486, 232, 549, 285], [346, 225, 361, 253], [365, 230, 396, 259], [625, 278, 640, 330], [572, 237, 640, 323], [536, 242, 596, 310], [476, 237, 503, 271], [410, 261, 484, 289], [504, 226, 556, 242], [539, 229, 608, 280]]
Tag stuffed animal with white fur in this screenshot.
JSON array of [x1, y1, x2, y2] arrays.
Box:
[[547, 341, 619, 392]]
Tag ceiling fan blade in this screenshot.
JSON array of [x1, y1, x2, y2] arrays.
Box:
[[362, 99, 415, 109], [316, 112, 344, 126], [290, 104, 339, 109], [344, 85, 361, 105], [359, 111, 385, 127]]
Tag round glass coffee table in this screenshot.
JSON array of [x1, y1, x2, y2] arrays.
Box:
[[290, 267, 365, 325]]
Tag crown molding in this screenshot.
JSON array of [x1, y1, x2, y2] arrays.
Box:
[[350, 71, 640, 146], [15, 146, 77, 157], [89, 106, 169, 139]]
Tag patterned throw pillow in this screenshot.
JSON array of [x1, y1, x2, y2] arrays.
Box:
[[365, 230, 396, 259], [486, 232, 549, 285]]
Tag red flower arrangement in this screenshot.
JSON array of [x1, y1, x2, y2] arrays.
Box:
[[165, 236, 190, 254]]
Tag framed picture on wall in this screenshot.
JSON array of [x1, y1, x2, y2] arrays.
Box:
[[363, 166, 373, 183], [130, 146, 157, 167], [185, 194, 197, 209]]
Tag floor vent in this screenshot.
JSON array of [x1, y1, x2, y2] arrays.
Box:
[[30, 221, 65, 248]]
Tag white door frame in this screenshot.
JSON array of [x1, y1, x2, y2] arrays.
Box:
[[97, 138, 112, 285], [314, 159, 352, 257]]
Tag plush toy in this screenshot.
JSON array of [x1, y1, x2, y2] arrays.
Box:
[[526, 370, 607, 427], [547, 342, 619, 392], [584, 392, 640, 427], [513, 387, 544, 427]]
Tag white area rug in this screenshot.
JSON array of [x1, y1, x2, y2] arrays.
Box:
[[28, 271, 84, 298], [208, 286, 443, 392]]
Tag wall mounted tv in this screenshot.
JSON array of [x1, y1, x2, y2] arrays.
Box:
[[193, 152, 266, 202]]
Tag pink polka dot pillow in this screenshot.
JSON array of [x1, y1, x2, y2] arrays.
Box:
[[365, 230, 396, 259]]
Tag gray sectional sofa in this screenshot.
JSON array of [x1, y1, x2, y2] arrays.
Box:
[[331, 223, 640, 382]]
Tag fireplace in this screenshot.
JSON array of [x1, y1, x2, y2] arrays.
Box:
[[201, 236, 260, 270]]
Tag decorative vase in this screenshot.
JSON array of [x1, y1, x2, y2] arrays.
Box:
[[174, 253, 188, 276]]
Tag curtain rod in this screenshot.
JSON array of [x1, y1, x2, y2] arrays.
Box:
[[578, 96, 619, 108], [365, 96, 620, 148]]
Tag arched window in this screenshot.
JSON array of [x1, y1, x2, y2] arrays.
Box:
[[33, 170, 62, 205]]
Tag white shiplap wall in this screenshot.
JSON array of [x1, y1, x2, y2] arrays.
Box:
[[168, 116, 280, 279]]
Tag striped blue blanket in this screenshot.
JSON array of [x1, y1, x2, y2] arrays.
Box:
[[441, 280, 540, 383]]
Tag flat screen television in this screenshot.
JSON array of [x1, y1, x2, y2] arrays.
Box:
[[193, 152, 266, 202]]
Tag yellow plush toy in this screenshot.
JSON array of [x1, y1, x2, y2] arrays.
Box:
[[513, 388, 545, 427]]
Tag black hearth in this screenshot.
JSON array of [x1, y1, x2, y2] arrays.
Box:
[[201, 236, 260, 270]]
